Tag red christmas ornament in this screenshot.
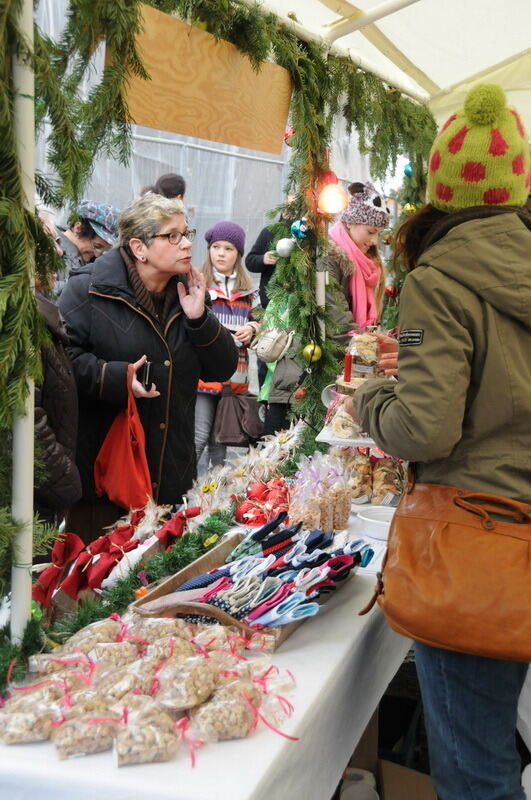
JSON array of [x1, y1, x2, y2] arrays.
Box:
[[264, 490, 288, 509], [294, 387, 306, 400], [246, 482, 269, 502], [283, 127, 296, 146], [385, 285, 399, 297]]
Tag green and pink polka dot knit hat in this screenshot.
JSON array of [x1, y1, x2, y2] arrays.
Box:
[[427, 83, 530, 212]]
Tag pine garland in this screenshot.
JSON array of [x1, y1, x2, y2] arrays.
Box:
[[48, 507, 235, 643], [0, 618, 45, 693], [0, 506, 237, 690]]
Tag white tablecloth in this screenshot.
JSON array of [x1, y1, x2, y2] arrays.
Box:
[[0, 572, 411, 800]]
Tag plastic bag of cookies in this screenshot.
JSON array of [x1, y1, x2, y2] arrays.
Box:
[[189, 695, 255, 743], [0, 706, 58, 744], [155, 657, 216, 712], [115, 723, 180, 766], [52, 714, 119, 759], [61, 617, 122, 654]]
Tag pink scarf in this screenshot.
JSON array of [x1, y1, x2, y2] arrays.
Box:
[[328, 221, 379, 328]]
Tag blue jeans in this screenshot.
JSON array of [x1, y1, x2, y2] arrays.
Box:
[[415, 642, 528, 800], [194, 393, 226, 475]]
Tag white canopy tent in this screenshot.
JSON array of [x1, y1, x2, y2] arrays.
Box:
[[254, 0, 531, 138]]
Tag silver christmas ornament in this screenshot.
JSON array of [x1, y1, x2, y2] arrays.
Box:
[[275, 237, 296, 258]]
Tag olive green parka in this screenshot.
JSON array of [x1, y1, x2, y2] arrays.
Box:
[[355, 211, 531, 501]]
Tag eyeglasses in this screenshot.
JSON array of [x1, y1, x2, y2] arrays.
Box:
[[152, 228, 196, 245]]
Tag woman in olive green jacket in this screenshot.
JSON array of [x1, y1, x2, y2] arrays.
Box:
[[352, 84, 531, 800]]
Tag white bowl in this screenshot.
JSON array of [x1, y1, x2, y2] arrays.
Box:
[[356, 505, 396, 541]]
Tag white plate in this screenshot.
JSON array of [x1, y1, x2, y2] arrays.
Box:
[[315, 428, 377, 448]]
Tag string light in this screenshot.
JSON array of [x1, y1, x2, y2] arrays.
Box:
[[317, 171, 349, 214]]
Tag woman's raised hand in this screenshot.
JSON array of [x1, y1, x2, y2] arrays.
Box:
[[177, 266, 206, 320]]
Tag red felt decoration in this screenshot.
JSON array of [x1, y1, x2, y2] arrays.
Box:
[[155, 506, 201, 550], [32, 533, 86, 607]]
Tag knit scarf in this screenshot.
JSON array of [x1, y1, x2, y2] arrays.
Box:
[[328, 221, 379, 328], [120, 246, 178, 324]]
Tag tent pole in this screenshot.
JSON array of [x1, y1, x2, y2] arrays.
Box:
[[324, 0, 421, 44], [10, 0, 35, 644], [236, 0, 427, 104]]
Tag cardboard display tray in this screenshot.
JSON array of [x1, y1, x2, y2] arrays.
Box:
[[129, 532, 304, 650]]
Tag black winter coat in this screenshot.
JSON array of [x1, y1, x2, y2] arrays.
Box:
[[35, 294, 82, 522], [58, 249, 238, 506]]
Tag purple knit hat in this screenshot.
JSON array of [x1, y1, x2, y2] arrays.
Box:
[[340, 182, 389, 228], [204, 221, 246, 256]]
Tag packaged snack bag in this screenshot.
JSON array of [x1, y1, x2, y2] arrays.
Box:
[[156, 657, 216, 712], [0, 705, 57, 743], [115, 723, 180, 766], [52, 714, 119, 759]]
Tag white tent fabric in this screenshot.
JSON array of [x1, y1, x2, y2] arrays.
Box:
[[259, 0, 531, 138], [34, 0, 372, 262]]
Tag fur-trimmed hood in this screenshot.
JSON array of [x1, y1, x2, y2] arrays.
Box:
[[322, 241, 356, 278]]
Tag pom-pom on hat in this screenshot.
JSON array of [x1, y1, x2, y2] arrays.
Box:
[[341, 182, 390, 228], [204, 221, 246, 256], [427, 83, 531, 212]]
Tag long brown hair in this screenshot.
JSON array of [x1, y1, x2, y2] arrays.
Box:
[[394, 202, 531, 273], [393, 204, 448, 273], [201, 250, 253, 293]]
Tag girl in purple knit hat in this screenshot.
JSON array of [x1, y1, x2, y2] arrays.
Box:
[[195, 221, 260, 472]]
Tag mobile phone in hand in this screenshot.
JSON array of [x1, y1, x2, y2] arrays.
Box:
[[138, 361, 152, 389]]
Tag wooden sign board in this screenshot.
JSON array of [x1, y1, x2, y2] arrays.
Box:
[[118, 4, 292, 155]]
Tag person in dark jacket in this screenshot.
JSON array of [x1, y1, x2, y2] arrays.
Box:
[[55, 200, 120, 294], [245, 199, 294, 310], [351, 84, 531, 800], [34, 288, 82, 527], [59, 192, 238, 543], [245, 201, 294, 388]]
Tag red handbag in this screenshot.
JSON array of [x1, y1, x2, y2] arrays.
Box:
[[94, 363, 152, 510]]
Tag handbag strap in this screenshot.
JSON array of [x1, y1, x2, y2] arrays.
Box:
[[453, 491, 531, 526], [126, 363, 137, 411]]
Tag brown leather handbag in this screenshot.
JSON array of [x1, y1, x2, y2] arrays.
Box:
[[363, 477, 531, 661]]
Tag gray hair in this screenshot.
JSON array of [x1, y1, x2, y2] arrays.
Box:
[[118, 191, 185, 246]]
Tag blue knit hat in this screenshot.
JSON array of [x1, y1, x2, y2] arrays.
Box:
[[77, 200, 120, 245], [204, 221, 245, 256]]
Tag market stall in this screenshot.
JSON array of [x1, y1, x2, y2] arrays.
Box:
[[0, 572, 410, 800]]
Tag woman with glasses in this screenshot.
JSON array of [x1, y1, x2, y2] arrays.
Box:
[[59, 192, 238, 543]]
